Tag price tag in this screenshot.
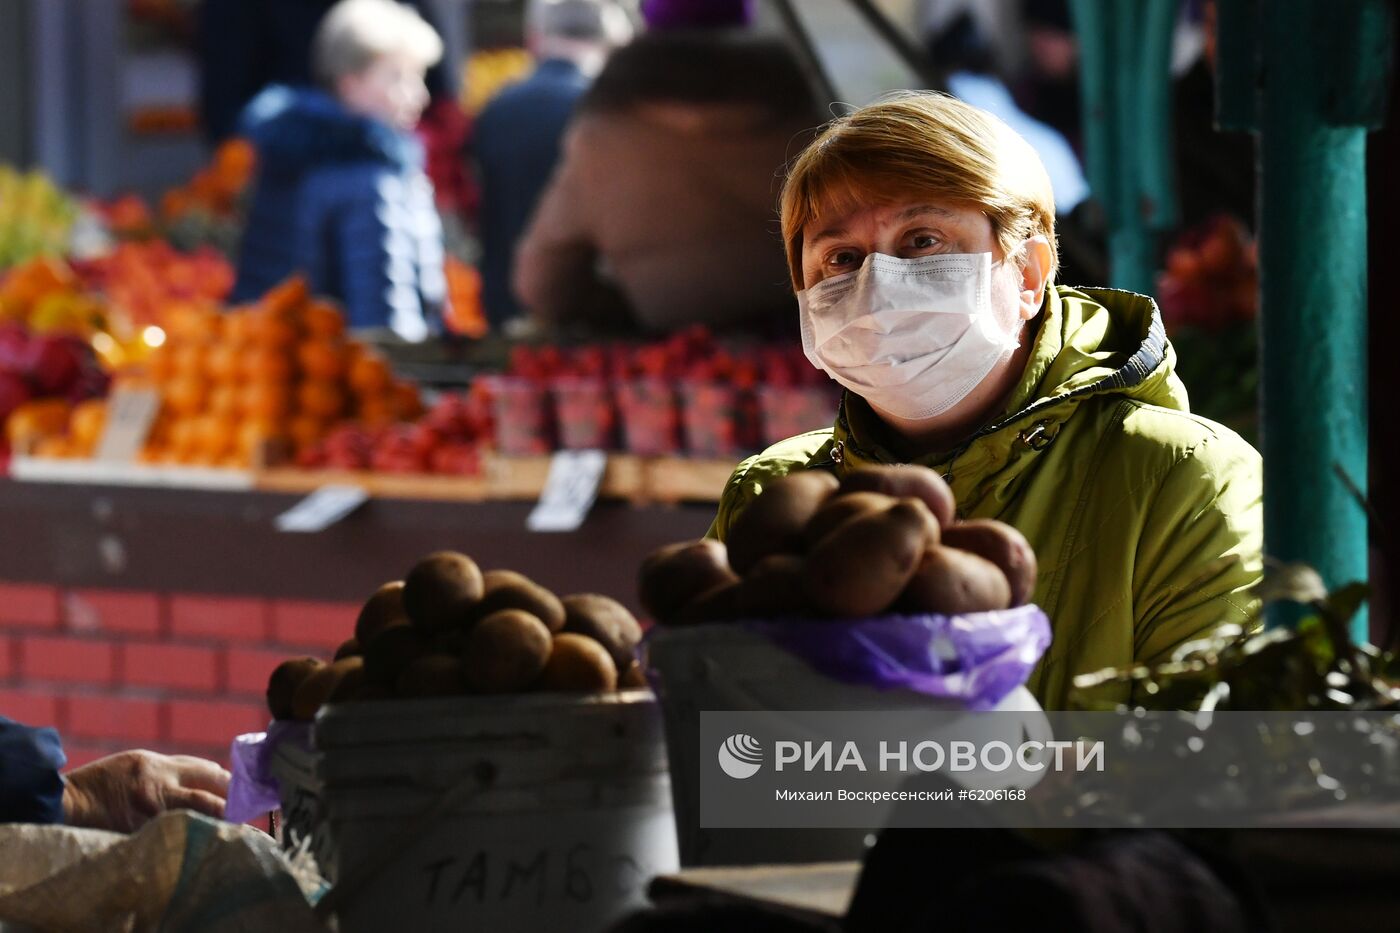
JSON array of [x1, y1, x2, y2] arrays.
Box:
[[93, 387, 161, 463], [275, 485, 370, 533], [527, 450, 607, 533]]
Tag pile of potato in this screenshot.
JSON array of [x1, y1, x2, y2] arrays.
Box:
[[267, 551, 645, 721], [639, 465, 1036, 625]]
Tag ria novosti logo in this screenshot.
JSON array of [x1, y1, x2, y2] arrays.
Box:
[[718, 733, 764, 779]]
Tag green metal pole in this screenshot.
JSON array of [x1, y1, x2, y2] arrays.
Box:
[[1069, 0, 1177, 295], [1252, 0, 1380, 636]]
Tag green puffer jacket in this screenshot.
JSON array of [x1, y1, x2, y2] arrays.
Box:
[[710, 285, 1263, 710]]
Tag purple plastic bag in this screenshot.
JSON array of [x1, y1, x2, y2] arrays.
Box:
[[745, 605, 1051, 710], [225, 720, 312, 824]]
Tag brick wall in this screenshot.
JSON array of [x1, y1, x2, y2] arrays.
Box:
[[0, 581, 356, 768]]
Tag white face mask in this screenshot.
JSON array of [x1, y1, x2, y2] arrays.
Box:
[[798, 251, 1019, 421]]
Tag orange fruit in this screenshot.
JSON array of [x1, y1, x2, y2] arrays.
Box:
[[248, 313, 299, 350], [356, 398, 397, 428], [390, 381, 423, 420], [69, 399, 107, 449], [168, 419, 199, 458], [302, 300, 345, 339], [163, 375, 208, 418], [287, 414, 328, 450], [173, 344, 207, 377], [146, 350, 175, 383], [207, 344, 241, 382], [348, 354, 392, 396], [239, 381, 293, 419], [239, 347, 294, 383], [223, 312, 252, 346], [164, 302, 222, 344], [296, 380, 346, 420], [257, 276, 309, 316], [296, 339, 347, 381], [237, 419, 286, 458], [208, 384, 240, 416], [192, 414, 236, 458], [33, 436, 73, 459]]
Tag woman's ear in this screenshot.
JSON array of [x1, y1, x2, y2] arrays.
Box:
[[1018, 236, 1053, 320]]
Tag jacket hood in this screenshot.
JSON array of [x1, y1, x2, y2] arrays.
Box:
[[831, 285, 1190, 508], [238, 85, 423, 176]]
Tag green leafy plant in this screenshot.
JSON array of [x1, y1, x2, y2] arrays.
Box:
[[1072, 565, 1396, 712]]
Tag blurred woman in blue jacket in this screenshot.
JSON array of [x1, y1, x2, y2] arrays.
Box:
[[232, 0, 448, 341]]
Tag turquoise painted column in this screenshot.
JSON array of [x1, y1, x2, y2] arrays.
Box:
[[1216, 0, 1390, 636], [1069, 0, 1178, 294]]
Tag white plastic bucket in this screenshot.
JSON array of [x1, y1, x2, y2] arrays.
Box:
[[270, 689, 678, 933], [645, 624, 1046, 867]]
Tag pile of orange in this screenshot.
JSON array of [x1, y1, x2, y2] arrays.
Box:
[[18, 399, 106, 459], [136, 276, 422, 468], [159, 138, 256, 224]]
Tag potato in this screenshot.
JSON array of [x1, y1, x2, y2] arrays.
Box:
[[898, 545, 1012, 615], [363, 624, 428, 686], [736, 553, 811, 617], [354, 581, 410, 645], [267, 657, 324, 720], [461, 609, 553, 693], [803, 498, 938, 617], [333, 637, 361, 661], [619, 660, 648, 690], [669, 578, 743, 626], [473, 570, 566, 632], [638, 539, 739, 623], [941, 520, 1038, 607], [396, 653, 467, 697], [403, 551, 484, 634], [327, 659, 367, 702], [726, 470, 840, 574], [561, 594, 643, 673], [802, 491, 899, 549], [840, 466, 956, 528], [537, 633, 618, 693], [291, 657, 362, 721]]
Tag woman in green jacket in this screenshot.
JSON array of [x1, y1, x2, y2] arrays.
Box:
[[711, 92, 1263, 710]]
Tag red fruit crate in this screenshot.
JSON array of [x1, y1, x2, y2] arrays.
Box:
[[757, 384, 841, 447], [551, 377, 617, 451], [616, 379, 681, 456], [678, 381, 756, 459], [481, 376, 554, 456]]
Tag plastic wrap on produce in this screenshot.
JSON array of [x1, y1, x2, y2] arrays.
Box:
[[226, 720, 312, 825], [745, 604, 1050, 710]]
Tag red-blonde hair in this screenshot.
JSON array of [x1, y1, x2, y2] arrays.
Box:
[[779, 91, 1059, 290]]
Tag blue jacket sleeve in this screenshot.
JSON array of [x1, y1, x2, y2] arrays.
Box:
[[0, 716, 67, 824]]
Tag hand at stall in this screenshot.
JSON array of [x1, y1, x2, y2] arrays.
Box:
[[61, 750, 231, 833]]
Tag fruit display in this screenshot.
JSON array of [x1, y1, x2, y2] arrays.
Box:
[[1154, 214, 1259, 443], [443, 256, 488, 339], [639, 464, 1037, 625], [158, 139, 256, 254], [74, 240, 235, 331], [0, 323, 110, 456], [293, 384, 489, 474], [265, 550, 647, 721], [0, 167, 78, 268], [128, 276, 421, 468], [1156, 214, 1257, 330], [485, 327, 837, 458]]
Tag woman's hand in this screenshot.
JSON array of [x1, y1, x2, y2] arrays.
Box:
[[62, 750, 230, 833]]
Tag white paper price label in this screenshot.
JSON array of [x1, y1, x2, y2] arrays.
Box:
[[527, 450, 607, 533], [94, 387, 161, 463], [275, 485, 370, 533]]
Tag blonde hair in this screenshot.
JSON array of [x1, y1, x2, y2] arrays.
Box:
[[313, 0, 444, 86], [779, 91, 1059, 290]]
